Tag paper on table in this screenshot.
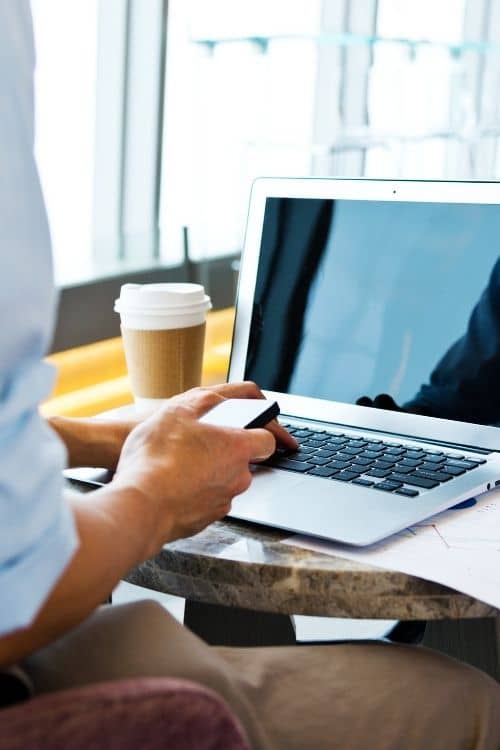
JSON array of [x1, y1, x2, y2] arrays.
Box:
[[282, 489, 500, 610]]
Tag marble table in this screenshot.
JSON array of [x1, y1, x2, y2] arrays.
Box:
[[124, 514, 500, 680]]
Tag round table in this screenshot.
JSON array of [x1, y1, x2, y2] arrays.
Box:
[[125, 515, 500, 679]]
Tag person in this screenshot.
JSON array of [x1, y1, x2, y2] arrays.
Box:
[[357, 253, 500, 425], [0, 3, 499, 748]]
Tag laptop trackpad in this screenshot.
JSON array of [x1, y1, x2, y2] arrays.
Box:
[[229, 465, 414, 545], [229, 465, 316, 529]]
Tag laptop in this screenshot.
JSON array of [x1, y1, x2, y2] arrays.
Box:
[[225, 177, 500, 545]]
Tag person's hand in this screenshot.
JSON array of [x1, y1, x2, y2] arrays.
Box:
[[356, 393, 404, 412], [71, 381, 297, 470], [178, 381, 298, 451], [104, 381, 298, 469], [112, 387, 278, 553]]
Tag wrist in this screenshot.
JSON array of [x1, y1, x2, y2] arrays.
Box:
[[49, 416, 125, 469], [107, 474, 174, 558], [90, 479, 162, 562]]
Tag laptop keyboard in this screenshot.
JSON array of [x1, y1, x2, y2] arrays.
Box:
[[264, 424, 488, 497]]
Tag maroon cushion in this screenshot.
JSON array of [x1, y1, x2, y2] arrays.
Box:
[[0, 677, 251, 750]]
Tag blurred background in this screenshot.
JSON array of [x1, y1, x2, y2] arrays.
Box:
[[31, 0, 500, 345]]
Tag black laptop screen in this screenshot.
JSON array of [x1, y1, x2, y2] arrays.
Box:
[[243, 197, 500, 426]]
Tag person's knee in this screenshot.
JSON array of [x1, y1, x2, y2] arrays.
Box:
[[95, 599, 178, 660], [116, 599, 172, 634], [426, 658, 500, 749], [463, 667, 500, 745]]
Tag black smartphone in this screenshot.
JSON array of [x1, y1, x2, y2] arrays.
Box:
[[199, 399, 280, 429]]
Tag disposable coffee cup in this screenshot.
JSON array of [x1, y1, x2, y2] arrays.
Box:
[[114, 283, 212, 405]]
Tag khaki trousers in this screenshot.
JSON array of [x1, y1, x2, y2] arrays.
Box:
[[22, 600, 500, 750]]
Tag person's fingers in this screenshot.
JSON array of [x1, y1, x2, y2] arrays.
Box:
[[356, 396, 373, 407], [207, 381, 263, 400], [243, 427, 276, 462], [373, 393, 402, 411], [266, 419, 298, 449], [167, 389, 225, 419], [206, 383, 297, 447]]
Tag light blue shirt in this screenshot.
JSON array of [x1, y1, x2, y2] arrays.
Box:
[[0, 0, 78, 637]]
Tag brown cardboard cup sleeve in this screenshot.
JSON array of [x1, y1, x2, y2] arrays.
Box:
[[121, 323, 206, 399]]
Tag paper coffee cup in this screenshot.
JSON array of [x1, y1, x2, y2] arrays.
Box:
[[115, 283, 212, 404]]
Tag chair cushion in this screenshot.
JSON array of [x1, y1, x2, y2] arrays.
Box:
[[0, 677, 251, 750]]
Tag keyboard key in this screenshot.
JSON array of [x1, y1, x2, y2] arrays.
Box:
[[325, 444, 347, 454], [413, 470, 453, 482], [398, 458, 422, 468], [314, 449, 337, 458], [325, 436, 347, 445], [373, 481, 403, 492], [293, 445, 317, 455], [292, 452, 318, 462], [307, 466, 338, 478], [446, 459, 479, 470], [352, 463, 374, 474], [307, 456, 332, 466], [291, 430, 314, 438], [304, 439, 327, 448], [443, 464, 466, 476], [384, 447, 405, 455], [462, 457, 487, 465], [422, 454, 446, 464], [376, 459, 397, 469], [268, 458, 310, 472], [391, 464, 414, 474], [347, 440, 368, 448], [332, 471, 361, 482], [351, 457, 373, 466], [389, 473, 438, 489], [352, 478, 375, 487], [366, 468, 392, 478], [336, 451, 359, 461], [404, 450, 425, 459], [340, 446, 363, 455], [395, 488, 419, 497], [361, 450, 383, 459], [420, 462, 446, 472], [327, 459, 351, 470]]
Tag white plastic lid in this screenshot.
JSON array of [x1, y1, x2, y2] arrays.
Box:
[[114, 283, 211, 316]]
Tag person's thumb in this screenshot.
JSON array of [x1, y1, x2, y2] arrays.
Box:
[[244, 427, 276, 462]]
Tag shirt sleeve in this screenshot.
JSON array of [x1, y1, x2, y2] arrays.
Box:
[[0, 361, 78, 636], [0, 0, 78, 637]]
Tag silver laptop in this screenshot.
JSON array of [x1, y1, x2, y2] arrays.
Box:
[[227, 177, 500, 545]]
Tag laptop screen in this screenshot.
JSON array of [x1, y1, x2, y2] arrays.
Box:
[[243, 197, 500, 426]]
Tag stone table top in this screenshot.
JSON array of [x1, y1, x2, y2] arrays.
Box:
[[126, 516, 499, 622]]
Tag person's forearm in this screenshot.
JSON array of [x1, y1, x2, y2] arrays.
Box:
[[48, 416, 126, 469], [0, 482, 158, 669]]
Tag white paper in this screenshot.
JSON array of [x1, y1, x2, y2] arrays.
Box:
[[282, 490, 500, 610]]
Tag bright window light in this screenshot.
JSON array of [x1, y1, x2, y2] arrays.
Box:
[[32, 0, 98, 284]]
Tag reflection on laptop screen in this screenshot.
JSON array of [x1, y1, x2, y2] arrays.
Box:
[[244, 198, 500, 425]]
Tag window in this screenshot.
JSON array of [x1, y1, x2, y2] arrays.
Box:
[[32, 0, 98, 285], [30, 0, 500, 348], [159, 0, 322, 265], [160, 0, 500, 268], [32, 0, 166, 288]]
